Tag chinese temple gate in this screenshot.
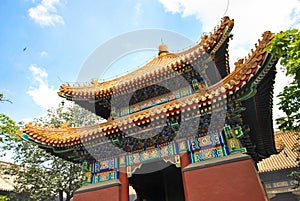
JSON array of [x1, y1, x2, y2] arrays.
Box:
[[21, 17, 278, 201]]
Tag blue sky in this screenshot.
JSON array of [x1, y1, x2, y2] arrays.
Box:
[[0, 0, 299, 124]]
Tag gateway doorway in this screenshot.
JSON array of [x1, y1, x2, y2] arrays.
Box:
[[129, 160, 185, 201]]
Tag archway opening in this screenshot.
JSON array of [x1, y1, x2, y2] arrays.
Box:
[[129, 160, 185, 201]]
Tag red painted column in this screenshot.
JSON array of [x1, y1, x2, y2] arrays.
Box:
[[119, 167, 129, 201], [180, 152, 191, 200], [180, 152, 190, 169]]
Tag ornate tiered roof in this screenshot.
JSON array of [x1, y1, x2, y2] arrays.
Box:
[[258, 131, 299, 172], [21, 16, 279, 164], [57, 17, 234, 120], [23, 30, 274, 147], [58, 16, 234, 102]]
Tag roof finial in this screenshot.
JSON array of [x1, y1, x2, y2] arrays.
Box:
[[158, 39, 168, 56]]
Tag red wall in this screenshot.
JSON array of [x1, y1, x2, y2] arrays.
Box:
[[74, 168, 129, 201], [74, 186, 120, 201], [182, 157, 269, 201]]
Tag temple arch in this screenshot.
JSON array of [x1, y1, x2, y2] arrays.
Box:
[[128, 160, 185, 201]]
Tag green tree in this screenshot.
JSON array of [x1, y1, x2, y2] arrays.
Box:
[[0, 195, 10, 201], [3, 103, 102, 201], [0, 114, 19, 201], [0, 93, 12, 104], [9, 141, 83, 201], [267, 27, 300, 188], [0, 114, 19, 141], [0, 93, 17, 201]]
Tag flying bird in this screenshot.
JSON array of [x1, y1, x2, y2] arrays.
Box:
[[23, 47, 27, 52]]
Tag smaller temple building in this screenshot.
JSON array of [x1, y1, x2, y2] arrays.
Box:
[[0, 161, 15, 197], [258, 131, 300, 201]]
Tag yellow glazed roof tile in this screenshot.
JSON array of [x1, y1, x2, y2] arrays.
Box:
[[258, 131, 299, 172]]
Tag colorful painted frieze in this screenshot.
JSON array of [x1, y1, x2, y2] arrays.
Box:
[[92, 171, 119, 183], [190, 147, 228, 163]]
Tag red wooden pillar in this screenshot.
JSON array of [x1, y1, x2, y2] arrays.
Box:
[[180, 152, 190, 169], [180, 152, 191, 200], [181, 153, 269, 201], [119, 167, 129, 201]]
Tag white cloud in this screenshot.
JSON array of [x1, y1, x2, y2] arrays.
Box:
[[159, 0, 183, 14], [29, 64, 48, 79], [28, 0, 64, 27], [40, 51, 48, 57], [135, 2, 144, 15], [158, 0, 300, 73], [159, 0, 300, 48], [158, 0, 300, 125], [27, 64, 62, 110]]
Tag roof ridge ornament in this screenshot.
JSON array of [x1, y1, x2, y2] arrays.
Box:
[[158, 43, 168, 56]]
